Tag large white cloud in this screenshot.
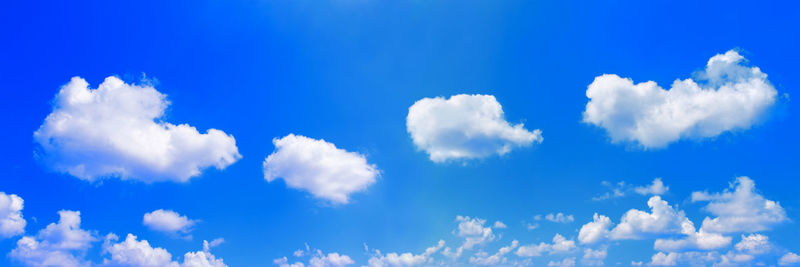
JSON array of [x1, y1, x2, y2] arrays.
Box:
[[609, 196, 692, 240], [34, 76, 241, 182], [103, 233, 228, 267], [583, 50, 777, 148], [691, 176, 786, 233], [0, 192, 25, 238], [578, 213, 612, 245], [263, 134, 379, 204], [10, 210, 97, 267], [406, 94, 542, 162], [143, 209, 196, 236]]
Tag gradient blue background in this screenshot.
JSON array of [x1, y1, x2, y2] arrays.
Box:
[[1, 0, 799, 265]]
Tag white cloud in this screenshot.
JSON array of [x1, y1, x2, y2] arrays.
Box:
[[649, 252, 678, 266], [734, 234, 770, 255], [0, 192, 25, 238], [581, 248, 607, 266], [547, 257, 576, 267], [452, 215, 495, 252], [492, 221, 507, 229], [652, 228, 731, 252], [102, 233, 178, 267], [203, 238, 225, 252], [263, 134, 379, 204], [367, 240, 444, 267], [34, 76, 241, 182], [780, 252, 800, 266], [309, 251, 354, 267], [406, 94, 542, 162], [274, 257, 305, 267], [469, 240, 518, 265], [583, 50, 777, 148], [578, 213, 612, 244], [634, 178, 669, 195], [516, 234, 576, 257], [10, 210, 97, 267], [103, 233, 228, 267], [609, 196, 691, 240], [143, 209, 196, 236], [541, 213, 574, 224], [692, 176, 786, 233]]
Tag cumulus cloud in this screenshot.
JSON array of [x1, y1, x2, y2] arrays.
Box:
[[103, 233, 228, 267], [581, 248, 607, 266], [453, 215, 495, 251], [578, 213, 612, 245], [367, 240, 444, 267], [535, 213, 574, 224], [34, 76, 241, 182], [583, 50, 777, 148], [143, 209, 197, 236], [309, 252, 354, 267], [692, 176, 786, 233], [469, 240, 518, 265], [547, 257, 575, 267], [516, 234, 576, 257], [609, 196, 691, 240], [10, 210, 97, 267], [633, 178, 669, 195], [0, 192, 26, 238], [734, 234, 770, 255], [780, 252, 800, 266], [406, 94, 542, 162], [263, 134, 379, 204]]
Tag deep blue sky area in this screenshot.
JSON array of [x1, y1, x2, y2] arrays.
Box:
[[1, 1, 799, 266]]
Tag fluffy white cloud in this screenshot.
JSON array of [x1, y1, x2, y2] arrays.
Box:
[[10, 210, 97, 267], [0, 192, 25, 238], [143, 209, 196, 236], [541, 213, 574, 224], [734, 234, 770, 255], [516, 234, 576, 257], [406, 94, 542, 162], [581, 248, 607, 266], [692, 176, 786, 233], [263, 134, 379, 204], [367, 240, 444, 267], [103, 233, 228, 267], [309, 252, 354, 267], [34, 76, 241, 182], [578, 213, 612, 244], [609, 196, 691, 240], [102, 233, 178, 267], [780, 252, 800, 266], [469, 240, 518, 265], [547, 257, 575, 267], [492, 221, 507, 229], [652, 228, 731, 252], [633, 178, 669, 195], [453, 216, 495, 251], [583, 50, 777, 148]]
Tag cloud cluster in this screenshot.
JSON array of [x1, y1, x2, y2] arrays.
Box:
[[407, 94, 542, 162], [593, 178, 669, 201], [263, 134, 379, 204], [0, 192, 25, 239], [143, 209, 197, 237], [9, 209, 226, 267], [34, 76, 241, 182], [583, 50, 777, 148]]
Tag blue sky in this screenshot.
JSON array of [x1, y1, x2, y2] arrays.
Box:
[[1, 0, 800, 266]]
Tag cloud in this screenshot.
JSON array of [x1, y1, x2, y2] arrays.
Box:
[[547, 257, 576, 267], [10, 210, 97, 267], [581, 248, 607, 266], [406, 94, 542, 162], [583, 50, 777, 148], [367, 240, 444, 267], [0, 192, 25, 238], [780, 252, 800, 266], [578, 213, 612, 244], [516, 234, 576, 257], [609, 196, 692, 240], [734, 234, 770, 255], [634, 178, 669, 195], [309, 251, 354, 267], [537, 213, 574, 224], [492, 221, 507, 229], [143, 209, 197, 236], [34, 76, 241, 182], [103, 234, 228, 267], [692, 176, 786, 233], [469, 240, 518, 265], [263, 134, 379, 204]]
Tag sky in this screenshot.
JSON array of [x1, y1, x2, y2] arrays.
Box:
[[1, 0, 800, 266]]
